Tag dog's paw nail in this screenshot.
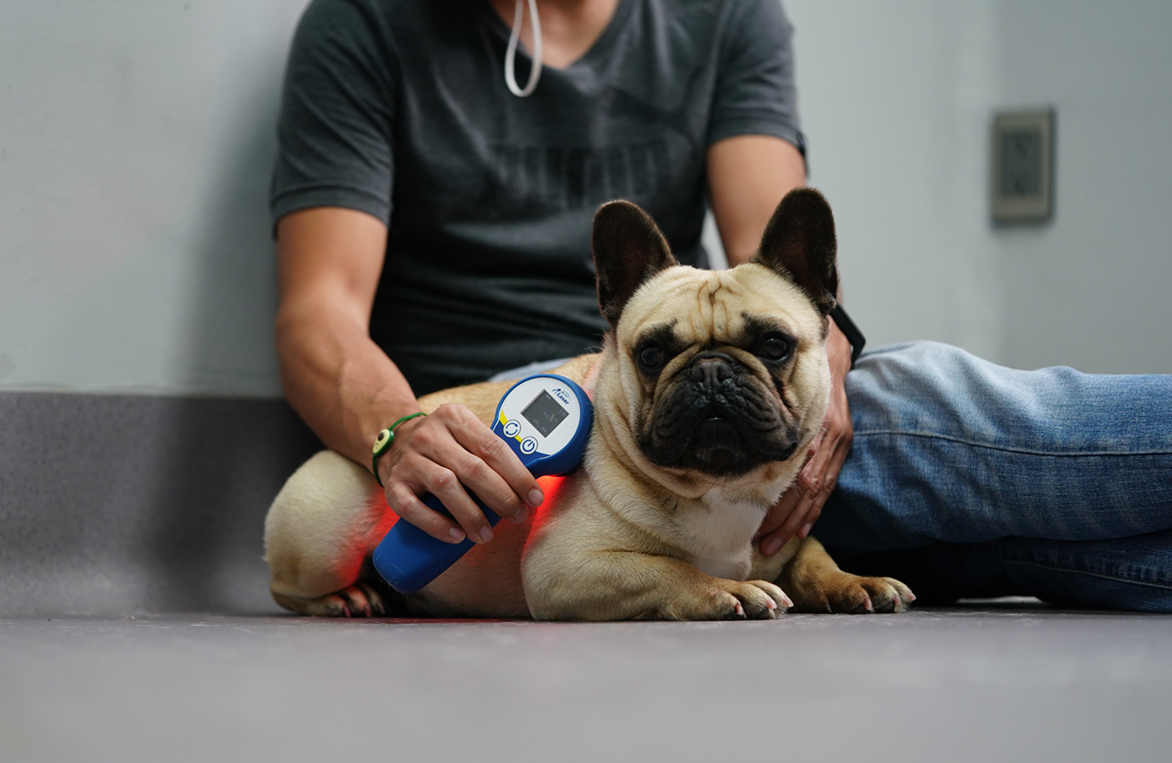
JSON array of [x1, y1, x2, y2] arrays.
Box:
[[764, 597, 776, 610], [863, 596, 873, 612]]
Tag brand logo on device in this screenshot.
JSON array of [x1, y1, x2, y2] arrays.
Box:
[[552, 388, 571, 405]]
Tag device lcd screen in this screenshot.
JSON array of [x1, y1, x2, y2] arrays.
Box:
[[522, 391, 568, 438]]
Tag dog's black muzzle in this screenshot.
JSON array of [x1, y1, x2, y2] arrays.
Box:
[[640, 352, 799, 477]]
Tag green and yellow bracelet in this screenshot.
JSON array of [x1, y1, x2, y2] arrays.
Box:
[[372, 412, 427, 487]]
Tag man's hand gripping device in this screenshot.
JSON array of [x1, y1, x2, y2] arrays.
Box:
[[373, 374, 593, 594]]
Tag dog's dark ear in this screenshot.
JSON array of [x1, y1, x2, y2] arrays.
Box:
[[753, 188, 839, 315], [592, 200, 678, 327]]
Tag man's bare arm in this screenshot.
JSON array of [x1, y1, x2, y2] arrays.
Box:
[[276, 207, 411, 466], [707, 135, 807, 266], [275, 208, 543, 544]]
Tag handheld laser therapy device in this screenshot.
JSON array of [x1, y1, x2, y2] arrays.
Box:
[[372, 374, 593, 594]]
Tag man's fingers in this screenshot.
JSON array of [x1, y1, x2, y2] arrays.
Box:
[[804, 427, 825, 464], [761, 323, 854, 557], [790, 428, 850, 541], [757, 488, 804, 556], [793, 431, 849, 537], [759, 495, 815, 556], [797, 428, 835, 494], [795, 481, 832, 540], [446, 406, 544, 519], [377, 397, 555, 544], [386, 483, 467, 544], [766, 426, 847, 555], [759, 431, 835, 556], [778, 492, 816, 542], [417, 460, 500, 543], [800, 501, 824, 537], [447, 448, 529, 525], [384, 403, 532, 542], [761, 487, 803, 536]]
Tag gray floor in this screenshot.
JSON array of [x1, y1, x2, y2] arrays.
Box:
[[5, 603, 1172, 763]]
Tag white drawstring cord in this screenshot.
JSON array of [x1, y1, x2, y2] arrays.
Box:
[[504, 0, 543, 97]]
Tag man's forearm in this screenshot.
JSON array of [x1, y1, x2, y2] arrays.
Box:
[[276, 301, 421, 469], [274, 207, 421, 471]]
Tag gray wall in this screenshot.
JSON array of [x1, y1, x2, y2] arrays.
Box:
[[991, 1, 1172, 373], [782, 0, 1001, 362], [0, 0, 306, 396], [2, 0, 1170, 397], [784, 0, 1172, 373]]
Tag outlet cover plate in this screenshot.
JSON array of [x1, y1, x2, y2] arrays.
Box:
[[992, 109, 1054, 224]]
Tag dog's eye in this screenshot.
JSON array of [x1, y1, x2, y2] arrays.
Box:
[[638, 343, 665, 370], [760, 335, 792, 362]]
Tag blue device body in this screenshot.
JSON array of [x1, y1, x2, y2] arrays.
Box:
[[372, 374, 593, 595]]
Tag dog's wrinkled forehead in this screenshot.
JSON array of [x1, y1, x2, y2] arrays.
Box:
[[618, 265, 822, 349]]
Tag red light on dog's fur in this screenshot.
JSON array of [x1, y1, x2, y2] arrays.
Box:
[[535, 474, 566, 507]]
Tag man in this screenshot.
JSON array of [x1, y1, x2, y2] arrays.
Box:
[[271, 0, 1172, 610]]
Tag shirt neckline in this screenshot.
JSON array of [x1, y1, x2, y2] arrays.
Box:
[[478, 0, 636, 74]]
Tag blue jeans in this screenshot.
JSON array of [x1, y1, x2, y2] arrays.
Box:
[[818, 342, 1172, 612]]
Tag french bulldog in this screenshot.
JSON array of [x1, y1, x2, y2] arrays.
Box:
[[264, 188, 914, 620]]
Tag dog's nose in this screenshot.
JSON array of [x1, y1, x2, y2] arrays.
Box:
[[689, 353, 735, 386]]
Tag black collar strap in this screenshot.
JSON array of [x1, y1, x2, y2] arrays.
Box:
[[829, 304, 866, 369]]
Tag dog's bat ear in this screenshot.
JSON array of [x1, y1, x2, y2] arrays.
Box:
[[592, 200, 678, 327], [753, 187, 839, 315]]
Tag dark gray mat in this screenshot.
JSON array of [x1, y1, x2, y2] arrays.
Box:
[[0, 392, 320, 616], [3, 607, 1170, 763]]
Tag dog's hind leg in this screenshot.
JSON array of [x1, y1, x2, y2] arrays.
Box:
[[778, 537, 915, 613], [272, 578, 386, 617], [264, 450, 396, 616]]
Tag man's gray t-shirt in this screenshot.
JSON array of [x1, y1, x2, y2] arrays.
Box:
[[271, 0, 802, 395]]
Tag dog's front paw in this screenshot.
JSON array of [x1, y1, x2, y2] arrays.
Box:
[[706, 579, 793, 621], [301, 582, 387, 618], [814, 574, 915, 614]]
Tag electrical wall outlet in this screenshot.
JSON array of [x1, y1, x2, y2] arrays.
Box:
[[991, 109, 1054, 224]]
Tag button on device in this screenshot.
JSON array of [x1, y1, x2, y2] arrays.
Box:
[[520, 437, 538, 455], [503, 420, 521, 438]]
